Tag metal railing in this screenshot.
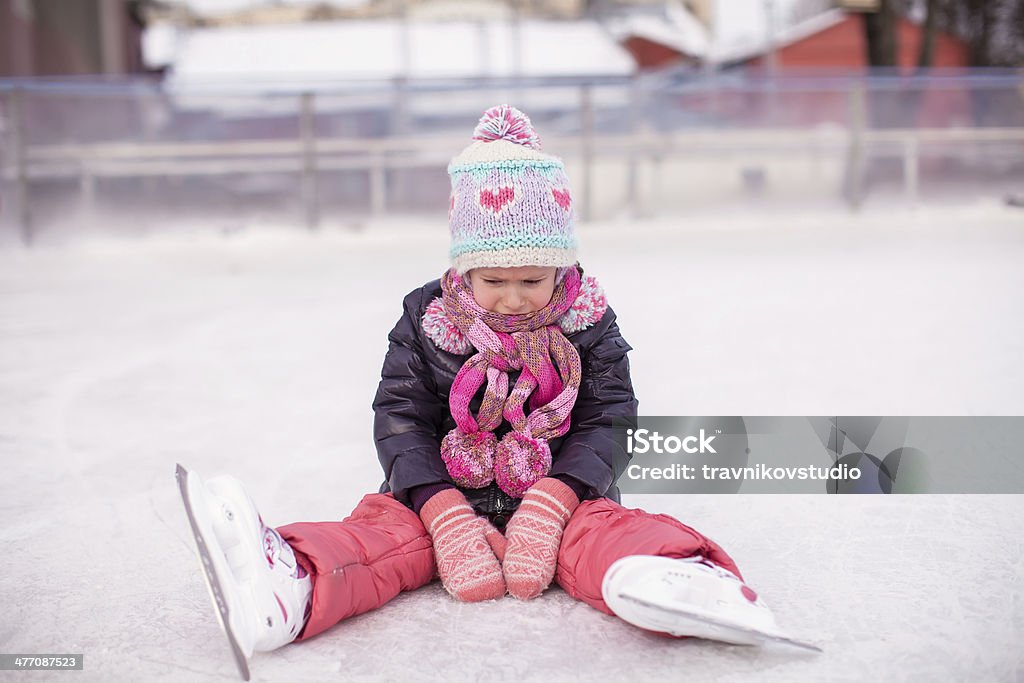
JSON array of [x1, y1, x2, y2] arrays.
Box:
[[2, 70, 1023, 244]]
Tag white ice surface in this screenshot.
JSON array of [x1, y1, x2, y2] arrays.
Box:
[[1, 206, 1023, 681]]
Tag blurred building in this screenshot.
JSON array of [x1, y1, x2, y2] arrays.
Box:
[[143, 0, 715, 24], [617, 4, 971, 72], [146, 0, 595, 24], [600, 1, 709, 69], [0, 0, 152, 77], [733, 8, 969, 69]]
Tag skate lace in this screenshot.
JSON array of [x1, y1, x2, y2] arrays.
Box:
[[679, 555, 741, 582]]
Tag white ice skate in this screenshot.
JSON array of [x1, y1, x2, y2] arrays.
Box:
[[602, 555, 821, 653], [176, 464, 312, 681]]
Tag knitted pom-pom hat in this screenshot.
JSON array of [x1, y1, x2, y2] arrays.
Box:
[[447, 105, 577, 275]]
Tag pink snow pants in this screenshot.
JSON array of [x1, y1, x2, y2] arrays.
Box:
[[278, 493, 741, 641]]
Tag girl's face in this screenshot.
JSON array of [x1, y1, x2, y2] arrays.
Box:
[[468, 266, 558, 315]]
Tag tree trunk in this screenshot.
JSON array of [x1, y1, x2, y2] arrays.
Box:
[[863, 0, 899, 67], [917, 0, 940, 68], [967, 0, 994, 66]]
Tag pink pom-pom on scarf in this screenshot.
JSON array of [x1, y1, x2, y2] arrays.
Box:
[[494, 432, 553, 498], [441, 428, 498, 489]]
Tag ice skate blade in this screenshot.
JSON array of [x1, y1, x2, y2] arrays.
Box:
[[617, 593, 823, 653], [176, 464, 252, 681]]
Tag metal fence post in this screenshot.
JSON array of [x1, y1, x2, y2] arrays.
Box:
[[80, 162, 96, 217], [370, 152, 386, 216], [903, 136, 919, 205], [626, 75, 640, 218], [391, 77, 410, 212], [579, 84, 593, 222], [842, 81, 867, 211], [9, 88, 33, 245], [299, 92, 319, 229]]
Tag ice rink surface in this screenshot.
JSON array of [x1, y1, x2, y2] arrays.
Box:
[[1, 205, 1022, 681]]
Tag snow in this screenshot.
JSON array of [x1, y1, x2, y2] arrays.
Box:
[[1, 206, 1023, 681], [142, 22, 179, 71], [603, 5, 710, 59], [712, 7, 847, 64], [152, 19, 635, 86], [150, 0, 839, 74], [170, 0, 370, 18], [709, 0, 840, 65]]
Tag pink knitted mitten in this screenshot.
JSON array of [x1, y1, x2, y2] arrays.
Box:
[[503, 477, 580, 600], [420, 489, 507, 602]]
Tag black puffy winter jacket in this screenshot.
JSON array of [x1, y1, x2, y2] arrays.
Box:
[[373, 279, 639, 519]]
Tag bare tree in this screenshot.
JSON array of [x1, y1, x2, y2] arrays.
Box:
[[1009, 0, 1024, 65], [917, 0, 941, 67], [966, 0, 996, 65], [863, 0, 900, 66], [988, 0, 1024, 66], [865, 0, 1024, 68], [935, 0, 1024, 67]]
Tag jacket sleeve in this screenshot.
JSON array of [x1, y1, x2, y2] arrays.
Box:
[[548, 317, 638, 499], [372, 289, 452, 508]]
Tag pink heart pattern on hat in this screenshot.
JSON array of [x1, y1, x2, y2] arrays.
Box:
[[478, 186, 518, 215], [551, 188, 572, 211]]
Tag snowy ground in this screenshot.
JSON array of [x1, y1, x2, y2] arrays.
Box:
[[1, 205, 1022, 682]]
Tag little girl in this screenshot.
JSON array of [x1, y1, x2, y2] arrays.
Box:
[[178, 105, 798, 681]]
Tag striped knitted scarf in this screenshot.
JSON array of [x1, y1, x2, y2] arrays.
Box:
[[440, 267, 583, 498]]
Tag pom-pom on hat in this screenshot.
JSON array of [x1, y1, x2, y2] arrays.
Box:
[[447, 105, 577, 275]]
